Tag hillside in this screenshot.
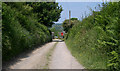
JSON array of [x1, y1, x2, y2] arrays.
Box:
[[52, 23, 63, 32]]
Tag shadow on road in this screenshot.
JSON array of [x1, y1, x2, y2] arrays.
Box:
[[3, 39, 63, 69], [2, 42, 51, 69]]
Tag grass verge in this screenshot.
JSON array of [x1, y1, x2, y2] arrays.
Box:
[[43, 42, 58, 69], [65, 40, 107, 69], [65, 28, 107, 69]]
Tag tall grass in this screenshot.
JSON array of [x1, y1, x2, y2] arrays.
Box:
[[66, 23, 107, 69]]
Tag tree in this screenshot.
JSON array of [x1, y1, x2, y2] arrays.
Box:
[[2, 2, 52, 61], [28, 2, 63, 27], [62, 18, 80, 33]]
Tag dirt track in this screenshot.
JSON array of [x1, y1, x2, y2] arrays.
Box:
[[49, 41, 84, 69], [3, 39, 84, 69], [4, 42, 56, 69]]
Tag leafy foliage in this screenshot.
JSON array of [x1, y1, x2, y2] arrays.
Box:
[[0, 2, 1, 34], [65, 2, 120, 70], [28, 2, 63, 27], [62, 18, 80, 33], [50, 23, 63, 37], [2, 2, 62, 61]]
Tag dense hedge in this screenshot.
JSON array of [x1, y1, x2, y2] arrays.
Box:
[[2, 3, 53, 61], [65, 2, 120, 70]]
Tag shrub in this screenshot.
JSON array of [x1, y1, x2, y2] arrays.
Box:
[[2, 3, 52, 61], [65, 2, 120, 70]]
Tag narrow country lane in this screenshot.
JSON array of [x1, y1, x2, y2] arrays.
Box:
[[3, 42, 56, 69], [49, 41, 84, 69], [3, 39, 84, 69]]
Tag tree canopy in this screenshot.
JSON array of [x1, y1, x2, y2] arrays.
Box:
[[62, 18, 80, 33], [29, 2, 63, 27], [2, 2, 62, 61]]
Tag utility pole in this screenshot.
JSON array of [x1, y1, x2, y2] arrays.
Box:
[[85, 11, 86, 18], [69, 10, 71, 24], [82, 14, 83, 20]]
